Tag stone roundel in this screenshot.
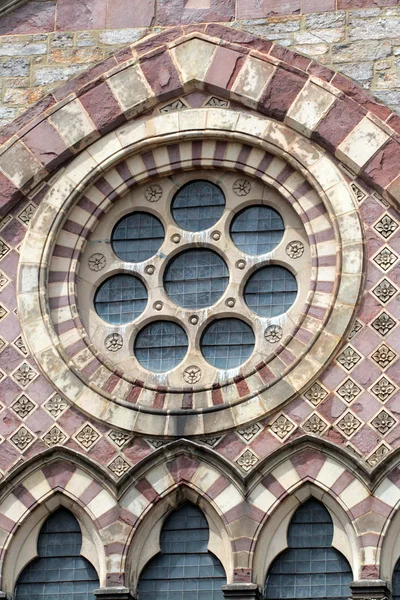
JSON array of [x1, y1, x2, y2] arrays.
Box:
[[17, 108, 363, 436]]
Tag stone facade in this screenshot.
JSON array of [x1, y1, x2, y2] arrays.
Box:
[[0, 2, 400, 600]]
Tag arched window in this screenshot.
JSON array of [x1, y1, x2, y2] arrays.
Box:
[[265, 499, 352, 600], [393, 558, 400, 600], [138, 502, 226, 599], [15, 507, 99, 599]]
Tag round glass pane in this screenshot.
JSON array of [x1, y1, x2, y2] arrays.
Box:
[[201, 318, 255, 369], [94, 275, 147, 324], [164, 249, 229, 309], [230, 205, 284, 255], [135, 321, 188, 372], [112, 212, 164, 262], [244, 266, 297, 317], [171, 181, 225, 231]]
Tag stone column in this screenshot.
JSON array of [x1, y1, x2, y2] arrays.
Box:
[[94, 587, 135, 600], [222, 583, 264, 599], [350, 580, 390, 600]]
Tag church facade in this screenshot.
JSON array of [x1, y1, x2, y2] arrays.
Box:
[[0, 1, 399, 599]]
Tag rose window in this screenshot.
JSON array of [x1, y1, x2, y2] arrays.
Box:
[[77, 170, 310, 386]]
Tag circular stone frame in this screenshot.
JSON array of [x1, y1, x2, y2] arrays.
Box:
[[18, 108, 364, 436]]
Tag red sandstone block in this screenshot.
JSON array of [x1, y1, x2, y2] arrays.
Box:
[[237, 0, 300, 19], [302, 0, 335, 11], [167, 454, 199, 483], [332, 73, 391, 121], [106, 0, 155, 28], [363, 139, 400, 190], [140, 50, 183, 101], [0, 172, 23, 218], [206, 46, 246, 93], [338, 0, 398, 7], [258, 67, 307, 122], [156, 0, 234, 26], [270, 45, 311, 71], [307, 62, 335, 83], [23, 120, 72, 171], [206, 23, 272, 54], [56, 0, 106, 31], [312, 96, 365, 154], [80, 82, 125, 135], [0, 1, 55, 35]]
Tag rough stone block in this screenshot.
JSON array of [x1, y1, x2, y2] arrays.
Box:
[[0, 1, 56, 35], [237, 0, 300, 19], [157, 0, 234, 25]]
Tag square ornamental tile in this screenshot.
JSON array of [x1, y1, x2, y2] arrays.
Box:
[[10, 425, 35, 452], [302, 413, 329, 435], [12, 335, 28, 357], [108, 429, 131, 448], [370, 344, 397, 369], [303, 381, 329, 406], [236, 423, 262, 443], [335, 411, 363, 438], [42, 425, 68, 447], [372, 313, 397, 337], [370, 376, 397, 403], [235, 448, 260, 473], [11, 394, 36, 419], [373, 247, 398, 272], [336, 378, 362, 404], [366, 443, 391, 467], [269, 413, 296, 441], [11, 362, 38, 388], [372, 279, 398, 305], [108, 455, 131, 478], [74, 422, 101, 450], [43, 393, 69, 419], [370, 409, 396, 436], [373, 214, 399, 240], [336, 345, 362, 371]]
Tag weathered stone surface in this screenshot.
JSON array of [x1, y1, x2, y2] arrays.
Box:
[[0, 1, 56, 35], [332, 40, 392, 62], [56, 0, 107, 31], [157, 0, 234, 25], [237, 0, 301, 19], [348, 16, 400, 40], [107, 0, 155, 28]]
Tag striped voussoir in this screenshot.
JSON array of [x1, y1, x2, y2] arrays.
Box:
[[0, 442, 399, 585], [17, 109, 362, 436]]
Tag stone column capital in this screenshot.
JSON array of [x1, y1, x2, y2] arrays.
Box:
[[222, 583, 264, 599], [350, 579, 390, 600], [94, 587, 135, 600]]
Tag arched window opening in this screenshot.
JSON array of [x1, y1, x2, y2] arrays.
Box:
[[265, 499, 352, 600], [15, 507, 99, 599], [138, 502, 226, 599]]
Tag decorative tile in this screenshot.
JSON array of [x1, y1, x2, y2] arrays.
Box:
[[17, 202, 36, 226], [0, 270, 10, 291], [336, 346, 362, 371], [0, 336, 7, 353], [88, 253, 106, 272], [10, 426, 34, 451], [105, 333, 123, 352], [108, 430, 131, 448], [13, 335, 28, 357], [336, 379, 362, 403], [0, 239, 10, 260], [304, 382, 328, 406], [372, 279, 397, 304], [347, 320, 363, 340], [373, 247, 398, 271], [367, 443, 391, 467], [350, 182, 367, 203], [204, 96, 229, 107], [302, 413, 328, 435], [237, 423, 262, 442], [371, 313, 396, 337], [146, 439, 169, 449], [0, 305, 8, 320], [233, 178, 251, 196], [160, 99, 187, 113], [199, 436, 224, 448], [269, 414, 296, 440], [371, 410, 396, 435], [336, 412, 362, 438], [44, 393, 69, 418], [264, 325, 283, 343], [11, 362, 38, 388], [108, 455, 130, 477], [42, 425, 67, 447], [370, 376, 397, 402], [74, 423, 101, 450], [0, 215, 12, 231], [236, 448, 259, 473], [371, 344, 397, 368], [11, 394, 35, 419], [374, 214, 399, 239]]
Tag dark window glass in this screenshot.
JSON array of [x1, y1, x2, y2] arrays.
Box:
[[244, 266, 297, 318], [94, 274, 147, 325], [393, 558, 400, 600], [164, 249, 229, 309], [201, 318, 255, 369], [135, 321, 188, 372], [139, 503, 226, 600], [112, 212, 164, 262], [171, 181, 225, 231], [230, 205, 284, 255], [265, 499, 352, 600], [15, 508, 99, 600]]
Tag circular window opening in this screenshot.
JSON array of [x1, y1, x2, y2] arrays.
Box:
[[135, 321, 188, 372], [171, 181, 225, 231], [230, 205, 284, 255], [94, 274, 147, 324], [201, 318, 255, 369], [112, 212, 164, 262], [244, 266, 297, 317], [164, 249, 229, 309]]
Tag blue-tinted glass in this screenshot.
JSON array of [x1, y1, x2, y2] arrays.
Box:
[[112, 212, 164, 262], [393, 559, 400, 600], [172, 181, 225, 231], [94, 274, 147, 325], [231, 205, 284, 255], [164, 250, 229, 309], [135, 321, 188, 372], [16, 508, 99, 600], [245, 266, 297, 317], [265, 500, 352, 600], [138, 503, 226, 600], [201, 318, 255, 369]]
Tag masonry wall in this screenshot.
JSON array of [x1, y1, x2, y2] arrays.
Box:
[[0, 0, 400, 126]]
